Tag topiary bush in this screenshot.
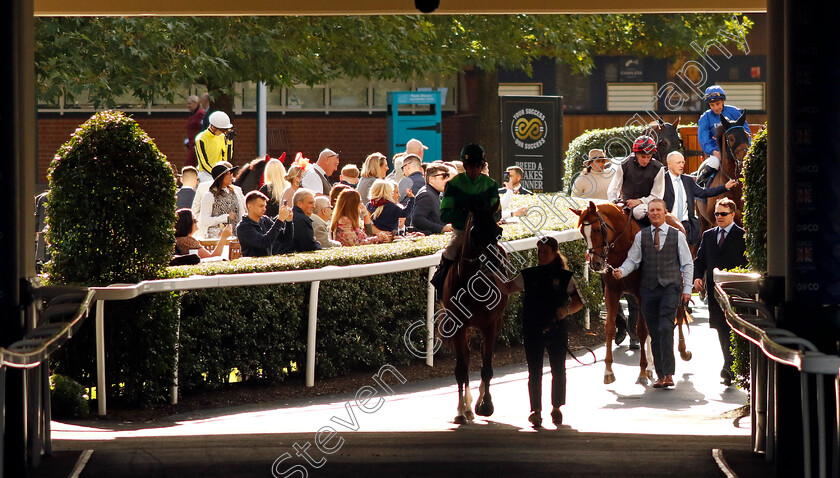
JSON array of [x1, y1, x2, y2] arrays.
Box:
[[730, 123, 768, 394], [46, 110, 180, 407], [741, 124, 767, 272], [50, 374, 89, 419], [563, 125, 646, 193]]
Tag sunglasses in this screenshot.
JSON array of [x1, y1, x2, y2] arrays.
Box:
[[433, 172, 450, 179], [714, 212, 732, 217]]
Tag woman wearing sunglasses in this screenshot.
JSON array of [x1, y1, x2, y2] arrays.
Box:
[[410, 163, 455, 235]]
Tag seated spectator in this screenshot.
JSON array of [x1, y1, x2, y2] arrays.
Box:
[[398, 154, 425, 204], [357, 152, 389, 203], [367, 179, 415, 235], [236, 190, 294, 257], [331, 188, 392, 246], [311, 195, 341, 248], [276, 188, 322, 253], [329, 183, 352, 208], [412, 163, 454, 235], [281, 155, 309, 207], [199, 163, 246, 238], [259, 158, 288, 217], [339, 164, 360, 188], [176, 166, 199, 210], [386, 152, 406, 183], [174, 208, 233, 258]]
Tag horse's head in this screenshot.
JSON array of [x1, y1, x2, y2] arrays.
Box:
[[646, 118, 682, 162], [720, 111, 750, 162], [571, 201, 612, 273]]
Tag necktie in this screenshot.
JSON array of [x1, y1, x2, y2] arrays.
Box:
[[674, 178, 684, 220], [654, 227, 660, 250], [718, 228, 726, 248]]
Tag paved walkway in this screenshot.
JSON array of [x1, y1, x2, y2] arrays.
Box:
[[35, 301, 774, 477]]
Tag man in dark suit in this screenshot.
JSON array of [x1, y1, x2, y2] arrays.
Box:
[[411, 163, 454, 235], [498, 165, 533, 196], [693, 197, 748, 386], [276, 188, 322, 253], [663, 152, 737, 245]]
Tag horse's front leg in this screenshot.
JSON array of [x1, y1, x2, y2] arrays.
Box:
[[453, 331, 473, 424], [677, 305, 693, 361], [635, 308, 653, 385], [475, 330, 497, 417], [603, 284, 620, 384]]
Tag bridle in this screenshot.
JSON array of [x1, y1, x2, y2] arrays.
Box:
[[721, 125, 750, 180], [581, 207, 633, 274]]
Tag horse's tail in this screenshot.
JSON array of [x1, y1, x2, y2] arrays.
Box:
[[676, 302, 694, 326]]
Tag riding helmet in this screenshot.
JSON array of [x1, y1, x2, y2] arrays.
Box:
[[703, 85, 726, 103], [632, 135, 657, 155], [460, 143, 486, 166]]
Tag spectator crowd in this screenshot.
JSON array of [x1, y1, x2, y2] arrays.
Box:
[[173, 128, 530, 261]]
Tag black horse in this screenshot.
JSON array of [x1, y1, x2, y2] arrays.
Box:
[[645, 118, 682, 162], [233, 156, 270, 195]]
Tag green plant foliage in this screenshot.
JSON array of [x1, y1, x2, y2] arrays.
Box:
[[563, 125, 646, 192], [741, 124, 767, 272], [46, 110, 176, 284], [50, 374, 89, 419], [46, 111, 180, 407], [730, 332, 751, 394]]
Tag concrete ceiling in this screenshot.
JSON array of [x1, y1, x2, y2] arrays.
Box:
[[34, 0, 766, 16]]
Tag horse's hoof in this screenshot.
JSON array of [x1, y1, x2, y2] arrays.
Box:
[[475, 400, 494, 417], [604, 372, 616, 384], [464, 410, 475, 421], [680, 351, 693, 361], [636, 376, 649, 386], [454, 415, 467, 425]]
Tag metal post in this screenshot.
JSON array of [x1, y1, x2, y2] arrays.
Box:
[[426, 267, 435, 366], [754, 346, 767, 454], [95, 300, 106, 416], [256, 81, 267, 157], [1, 365, 5, 478], [306, 281, 320, 388]]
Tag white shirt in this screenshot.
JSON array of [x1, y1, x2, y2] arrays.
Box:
[[607, 157, 666, 204], [618, 224, 694, 294], [301, 164, 330, 194], [668, 172, 689, 222]]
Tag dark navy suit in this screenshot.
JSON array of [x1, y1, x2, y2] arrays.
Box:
[[663, 173, 728, 245]]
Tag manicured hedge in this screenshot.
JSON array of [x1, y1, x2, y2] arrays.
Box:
[[46, 111, 180, 407], [563, 125, 646, 193], [730, 123, 768, 393], [174, 193, 604, 393], [742, 124, 768, 272]]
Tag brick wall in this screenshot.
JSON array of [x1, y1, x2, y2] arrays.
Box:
[[37, 113, 480, 184]]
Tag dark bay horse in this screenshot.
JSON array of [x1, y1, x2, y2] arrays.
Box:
[[572, 202, 693, 385], [696, 112, 751, 233], [441, 211, 508, 424], [234, 154, 279, 195], [646, 118, 682, 163]]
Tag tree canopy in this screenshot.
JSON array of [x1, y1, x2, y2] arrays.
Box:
[[35, 14, 753, 107]]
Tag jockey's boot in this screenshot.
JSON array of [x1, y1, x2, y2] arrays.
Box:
[[695, 164, 716, 187], [430, 257, 454, 300]]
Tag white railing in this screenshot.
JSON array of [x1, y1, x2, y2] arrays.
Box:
[[89, 228, 583, 415]]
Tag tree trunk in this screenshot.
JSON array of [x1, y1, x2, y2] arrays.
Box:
[[475, 69, 501, 179]]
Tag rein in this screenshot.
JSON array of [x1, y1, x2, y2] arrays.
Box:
[[581, 208, 633, 273]]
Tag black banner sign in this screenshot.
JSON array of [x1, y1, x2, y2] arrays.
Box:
[[499, 96, 563, 193]]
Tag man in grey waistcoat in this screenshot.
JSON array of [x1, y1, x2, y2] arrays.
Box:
[[612, 199, 693, 389]]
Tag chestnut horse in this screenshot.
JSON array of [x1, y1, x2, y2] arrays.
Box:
[[696, 111, 751, 232], [572, 201, 693, 385], [441, 211, 508, 424]]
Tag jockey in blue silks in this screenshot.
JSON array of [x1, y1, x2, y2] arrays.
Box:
[[695, 85, 751, 186]]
